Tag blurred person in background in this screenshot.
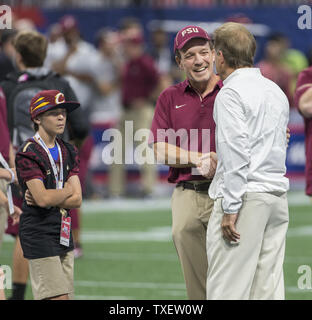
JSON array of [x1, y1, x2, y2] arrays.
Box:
[[0, 86, 22, 254], [45, 23, 67, 70], [0, 30, 17, 82], [13, 19, 36, 32], [149, 27, 172, 76], [294, 66, 312, 200], [91, 28, 123, 127], [108, 18, 160, 198], [257, 33, 293, 106], [282, 48, 308, 101], [0, 85, 22, 299], [1, 30, 88, 299], [306, 47, 312, 66], [49, 15, 98, 258], [50, 15, 97, 114], [149, 27, 174, 93]]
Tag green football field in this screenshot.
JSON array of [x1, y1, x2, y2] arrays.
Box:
[[1, 193, 312, 300]]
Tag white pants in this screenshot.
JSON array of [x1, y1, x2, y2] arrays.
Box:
[[206, 192, 289, 300]]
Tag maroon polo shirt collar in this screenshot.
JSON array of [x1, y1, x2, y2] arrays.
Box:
[[181, 78, 223, 95]]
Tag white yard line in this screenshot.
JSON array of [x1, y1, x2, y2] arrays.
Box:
[[81, 198, 172, 214], [286, 286, 312, 294], [75, 280, 186, 290], [284, 256, 312, 263], [84, 251, 178, 261], [81, 227, 171, 242], [286, 226, 312, 237], [161, 290, 187, 297], [75, 282, 310, 297], [2, 224, 311, 245], [81, 191, 310, 214], [75, 295, 133, 300]]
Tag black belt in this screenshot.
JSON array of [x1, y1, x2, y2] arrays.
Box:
[[176, 181, 211, 192]]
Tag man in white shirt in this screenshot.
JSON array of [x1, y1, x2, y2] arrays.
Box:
[[203, 22, 289, 300]]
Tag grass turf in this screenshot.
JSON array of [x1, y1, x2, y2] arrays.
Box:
[[0, 203, 311, 300]]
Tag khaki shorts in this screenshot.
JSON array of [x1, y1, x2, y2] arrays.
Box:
[[29, 251, 74, 300], [0, 179, 8, 252]]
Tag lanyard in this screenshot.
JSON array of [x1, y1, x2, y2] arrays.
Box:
[[0, 152, 14, 214], [34, 133, 64, 189]]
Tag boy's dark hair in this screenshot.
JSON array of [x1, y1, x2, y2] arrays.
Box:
[[13, 30, 48, 67]]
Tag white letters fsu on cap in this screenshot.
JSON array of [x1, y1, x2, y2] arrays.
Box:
[[182, 27, 199, 37]]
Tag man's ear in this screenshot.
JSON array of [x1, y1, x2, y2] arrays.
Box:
[[175, 51, 183, 70], [211, 49, 216, 63], [218, 50, 225, 64]]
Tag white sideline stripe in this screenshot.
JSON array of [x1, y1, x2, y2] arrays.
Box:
[[2, 245, 308, 264], [77, 289, 305, 299], [75, 283, 311, 295], [284, 256, 312, 263], [82, 253, 312, 264], [287, 226, 312, 237], [85, 251, 178, 261], [81, 192, 310, 214], [81, 198, 171, 213], [2, 224, 311, 245], [81, 225, 312, 242], [76, 290, 308, 298], [81, 227, 172, 242], [75, 295, 133, 300], [287, 192, 311, 206], [75, 280, 186, 290], [286, 286, 312, 293], [161, 290, 187, 297]]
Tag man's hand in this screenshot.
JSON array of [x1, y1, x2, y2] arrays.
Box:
[[25, 189, 37, 206], [0, 168, 17, 183], [286, 127, 290, 147], [221, 213, 240, 243], [11, 205, 22, 226], [196, 152, 218, 179]]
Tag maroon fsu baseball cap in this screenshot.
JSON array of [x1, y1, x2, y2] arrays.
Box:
[[29, 90, 80, 120], [173, 25, 211, 53]]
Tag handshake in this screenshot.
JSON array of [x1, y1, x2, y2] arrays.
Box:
[[195, 151, 218, 179]]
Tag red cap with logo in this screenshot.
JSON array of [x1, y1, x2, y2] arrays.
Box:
[[29, 90, 80, 120], [173, 25, 211, 53], [59, 15, 78, 32]]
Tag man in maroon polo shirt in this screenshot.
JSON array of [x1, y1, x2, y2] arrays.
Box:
[[149, 26, 220, 300], [109, 24, 160, 197], [294, 66, 312, 197]]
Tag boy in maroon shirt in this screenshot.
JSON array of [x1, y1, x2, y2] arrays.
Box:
[[15, 90, 82, 300], [150, 26, 219, 299]]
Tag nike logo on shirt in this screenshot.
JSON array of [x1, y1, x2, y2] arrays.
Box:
[[175, 104, 186, 109]]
